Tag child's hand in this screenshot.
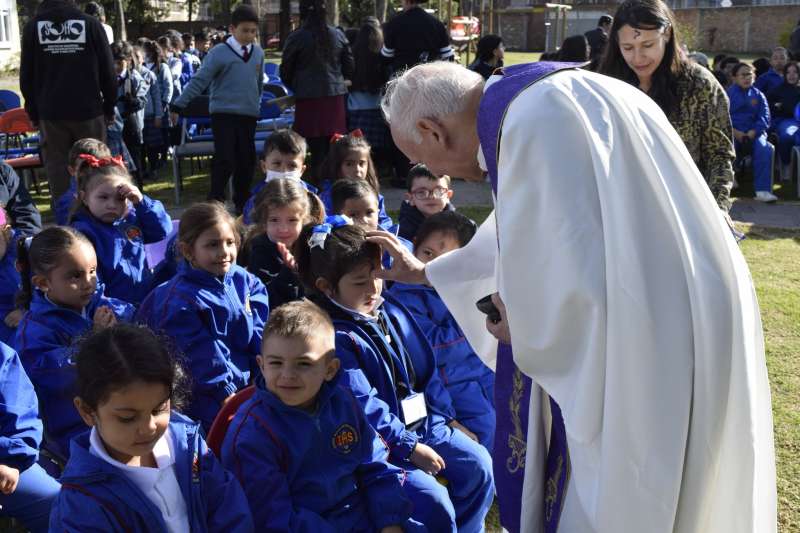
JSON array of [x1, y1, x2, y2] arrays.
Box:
[[448, 420, 479, 443], [118, 183, 143, 205], [170, 112, 180, 127], [93, 306, 117, 331], [409, 443, 445, 475], [154, 116, 162, 129], [0, 464, 19, 495], [732, 129, 744, 142], [3, 309, 23, 328], [276, 242, 297, 271], [380, 526, 404, 533], [747, 129, 757, 140]]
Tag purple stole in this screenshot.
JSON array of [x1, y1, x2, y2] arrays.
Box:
[[477, 62, 577, 533]]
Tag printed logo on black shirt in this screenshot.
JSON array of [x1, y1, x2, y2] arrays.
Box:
[[37, 20, 86, 54]]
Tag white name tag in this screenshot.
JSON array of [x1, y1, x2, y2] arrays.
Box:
[[401, 392, 427, 427]]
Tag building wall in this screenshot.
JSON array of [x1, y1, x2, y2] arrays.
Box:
[[0, 0, 20, 70], [673, 5, 800, 54]]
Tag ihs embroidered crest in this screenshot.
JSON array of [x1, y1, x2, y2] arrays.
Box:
[[332, 424, 359, 454], [192, 452, 200, 483], [125, 225, 142, 241], [245, 294, 252, 315]]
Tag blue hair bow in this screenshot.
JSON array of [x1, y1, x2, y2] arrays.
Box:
[[308, 215, 353, 250]]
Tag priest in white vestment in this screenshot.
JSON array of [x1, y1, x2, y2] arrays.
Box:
[[369, 61, 777, 532]]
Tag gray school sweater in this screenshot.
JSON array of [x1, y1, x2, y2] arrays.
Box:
[[173, 41, 264, 117]]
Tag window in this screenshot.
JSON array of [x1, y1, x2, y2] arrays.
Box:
[[0, 8, 11, 46]]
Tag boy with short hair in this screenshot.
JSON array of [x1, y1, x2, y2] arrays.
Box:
[[242, 129, 318, 224], [171, 4, 264, 214], [755, 46, 788, 103], [55, 138, 113, 225], [398, 163, 455, 241], [221, 300, 416, 532], [389, 211, 495, 451]]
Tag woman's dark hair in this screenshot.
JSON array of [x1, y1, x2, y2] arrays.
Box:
[[16, 226, 93, 309], [251, 178, 325, 227], [712, 54, 727, 71], [293, 223, 381, 292], [731, 62, 752, 78], [75, 324, 188, 411], [752, 57, 770, 78], [415, 210, 478, 249], [330, 179, 377, 214], [157, 35, 173, 53], [351, 20, 385, 93], [300, 0, 333, 62], [718, 56, 739, 72], [177, 202, 241, 259], [85, 1, 105, 21], [317, 133, 379, 193], [784, 61, 800, 82], [597, 0, 686, 116], [558, 35, 589, 62], [143, 39, 166, 65], [476, 34, 503, 63]]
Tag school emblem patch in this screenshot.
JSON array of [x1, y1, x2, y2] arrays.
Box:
[[751, 98, 759, 107], [332, 424, 359, 454], [192, 452, 200, 483], [125, 225, 142, 241]]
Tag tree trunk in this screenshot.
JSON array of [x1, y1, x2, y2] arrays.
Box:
[[375, 0, 387, 23], [221, 0, 232, 24], [115, 0, 127, 41], [328, 0, 339, 27], [187, 0, 194, 22], [279, 0, 291, 48]]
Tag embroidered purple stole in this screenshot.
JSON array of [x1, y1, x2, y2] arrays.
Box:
[[476, 62, 577, 533]]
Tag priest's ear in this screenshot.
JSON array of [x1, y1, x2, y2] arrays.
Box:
[[416, 118, 446, 147]]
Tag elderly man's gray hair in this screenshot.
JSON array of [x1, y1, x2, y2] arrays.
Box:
[[381, 62, 484, 144]]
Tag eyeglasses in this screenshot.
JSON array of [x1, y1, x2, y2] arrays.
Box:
[[411, 187, 449, 200]]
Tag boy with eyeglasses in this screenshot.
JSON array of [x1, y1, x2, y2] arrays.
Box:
[[398, 164, 456, 241]]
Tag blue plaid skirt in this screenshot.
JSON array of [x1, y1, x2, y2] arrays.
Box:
[[347, 108, 391, 149]]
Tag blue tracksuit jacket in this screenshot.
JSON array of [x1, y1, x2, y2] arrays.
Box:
[[0, 341, 42, 473], [241, 178, 319, 226], [54, 177, 77, 226], [728, 84, 771, 135], [49, 412, 254, 533], [14, 288, 135, 458], [389, 282, 495, 450], [316, 293, 456, 463], [137, 262, 269, 429], [70, 195, 173, 305], [222, 374, 414, 532], [754, 68, 783, 102], [0, 231, 21, 345], [318, 179, 394, 231]]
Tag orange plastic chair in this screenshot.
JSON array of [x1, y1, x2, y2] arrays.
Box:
[[206, 385, 256, 457]]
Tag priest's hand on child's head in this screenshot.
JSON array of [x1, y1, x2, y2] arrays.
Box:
[[366, 230, 428, 285]]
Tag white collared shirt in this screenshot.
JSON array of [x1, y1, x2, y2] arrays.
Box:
[[226, 35, 253, 58], [90, 427, 190, 533]]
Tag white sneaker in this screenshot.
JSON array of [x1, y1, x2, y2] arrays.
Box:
[[755, 191, 778, 203]]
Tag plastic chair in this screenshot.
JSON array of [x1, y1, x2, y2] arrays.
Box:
[[206, 385, 255, 457], [263, 62, 280, 80], [0, 108, 38, 154], [0, 90, 21, 113], [171, 95, 214, 204], [145, 219, 180, 268]]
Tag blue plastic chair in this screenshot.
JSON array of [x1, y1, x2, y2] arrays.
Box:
[[260, 91, 281, 120], [0, 90, 21, 113], [263, 62, 280, 80]]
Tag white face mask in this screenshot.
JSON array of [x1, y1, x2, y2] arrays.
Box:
[[265, 169, 303, 182]]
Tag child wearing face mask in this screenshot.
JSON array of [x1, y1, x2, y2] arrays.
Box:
[[388, 211, 495, 452], [293, 218, 494, 533], [136, 202, 269, 431], [50, 324, 254, 532], [69, 157, 173, 305], [315, 131, 394, 230], [222, 300, 418, 532], [14, 227, 135, 459], [241, 129, 318, 225], [240, 178, 325, 308], [0, 207, 22, 345]]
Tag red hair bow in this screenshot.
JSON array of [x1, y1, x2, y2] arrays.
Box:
[[77, 153, 125, 168], [330, 129, 364, 144]]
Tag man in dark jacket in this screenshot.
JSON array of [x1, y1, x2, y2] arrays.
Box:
[[584, 14, 612, 63], [381, 0, 454, 76], [0, 162, 42, 236], [20, 0, 116, 210]]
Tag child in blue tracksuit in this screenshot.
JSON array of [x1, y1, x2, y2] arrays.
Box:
[[241, 177, 324, 309], [315, 131, 393, 230], [0, 341, 60, 533], [728, 62, 777, 202], [69, 158, 173, 305], [137, 202, 269, 431], [241, 129, 319, 225], [222, 300, 420, 532], [55, 138, 114, 226], [295, 219, 494, 533], [49, 323, 254, 532], [0, 210, 22, 346], [14, 227, 135, 459], [389, 211, 495, 452]]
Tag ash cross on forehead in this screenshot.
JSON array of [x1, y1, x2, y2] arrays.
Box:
[[634, 29, 642, 39]]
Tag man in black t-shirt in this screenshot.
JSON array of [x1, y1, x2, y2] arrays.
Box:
[[381, 0, 454, 76]]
